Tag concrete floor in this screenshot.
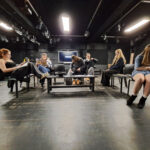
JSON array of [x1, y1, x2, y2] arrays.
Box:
[[0, 77, 150, 150]]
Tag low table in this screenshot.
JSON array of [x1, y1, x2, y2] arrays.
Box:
[[47, 75, 95, 93]]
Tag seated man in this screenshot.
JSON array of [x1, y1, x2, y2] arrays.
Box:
[[67, 55, 85, 85]]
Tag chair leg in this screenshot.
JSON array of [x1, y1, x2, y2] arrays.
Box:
[[124, 77, 127, 87], [34, 75, 36, 88], [27, 82, 30, 91], [111, 76, 114, 87], [15, 81, 18, 98], [120, 78, 123, 93], [127, 79, 131, 95]]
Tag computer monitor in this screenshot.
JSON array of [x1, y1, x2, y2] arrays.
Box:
[[58, 51, 78, 63]]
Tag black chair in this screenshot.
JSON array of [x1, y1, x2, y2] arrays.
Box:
[[110, 64, 134, 94], [54, 64, 66, 76], [53, 64, 66, 84]]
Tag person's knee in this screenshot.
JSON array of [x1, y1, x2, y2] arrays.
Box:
[[145, 76, 150, 84], [38, 65, 42, 69], [135, 76, 145, 83]]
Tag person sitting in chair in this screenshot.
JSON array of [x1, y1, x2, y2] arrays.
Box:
[[67, 55, 85, 85], [101, 49, 126, 86], [0, 48, 46, 88], [127, 44, 150, 109], [36, 53, 52, 86], [84, 52, 98, 81]]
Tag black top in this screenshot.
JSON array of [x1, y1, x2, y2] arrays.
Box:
[[0, 61, 16, 80], [71, 58, 85, 74], [84, 58, 98, 70], [110, 58, 124, 73]]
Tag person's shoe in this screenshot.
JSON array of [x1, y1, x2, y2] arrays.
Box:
[[76, 79, 80, 85], [72, 79, 76, 85], [137, 97, 147, 109], [41, 74, 45, 79], [127, 95, 137, 106], [85, 78, 90, 81], [44, 72, 49, 77], [40, 78, 45, 88]]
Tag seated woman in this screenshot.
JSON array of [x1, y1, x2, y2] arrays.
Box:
[[36, 53, 52, 86], [0, 48, 46, 87], [101, 49, 126, 86], [84, 52, 98, 80], [127, 44, 150, 109], [67, 55, 85, 85]]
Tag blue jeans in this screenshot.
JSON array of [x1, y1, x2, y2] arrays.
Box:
[[38, 65, 50, 73]]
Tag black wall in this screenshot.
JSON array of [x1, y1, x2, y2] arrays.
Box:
[[0, 41, 131, 66]]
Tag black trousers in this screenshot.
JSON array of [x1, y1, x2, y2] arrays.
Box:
[[11, 62, 43, 80], [101, 69, 119, 86]]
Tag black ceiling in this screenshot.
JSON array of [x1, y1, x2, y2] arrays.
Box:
[[0, 0, 150, 44]]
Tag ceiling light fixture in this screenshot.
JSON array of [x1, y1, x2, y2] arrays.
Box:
[[142, 0, 150, 3], [62, 16, 70, 32], [0, 22, 13, 31], [124, 19, 150, 33]]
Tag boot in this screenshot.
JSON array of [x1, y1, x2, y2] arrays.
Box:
[[137, 96, 147, 109], [127, 95, 137, 106]]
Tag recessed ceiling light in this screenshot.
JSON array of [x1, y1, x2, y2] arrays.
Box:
[[0, 22, 13, 31], [124, 19, 149, 33], [62, 16, 70, 32]]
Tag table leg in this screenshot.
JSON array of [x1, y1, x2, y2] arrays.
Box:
[[47, 78, 50, 93], [91, 77, 95, 92]]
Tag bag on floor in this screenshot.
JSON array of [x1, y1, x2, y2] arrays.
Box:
[[66, 77, 72, 85]]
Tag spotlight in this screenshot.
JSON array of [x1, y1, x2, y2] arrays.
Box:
[[118, 24, 121, 32], [84, 31, 90, 37], [103, 34, 107, 40]]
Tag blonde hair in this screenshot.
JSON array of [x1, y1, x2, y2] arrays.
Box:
[[112, 49, 126, 65], [141, 44, 150, 65]]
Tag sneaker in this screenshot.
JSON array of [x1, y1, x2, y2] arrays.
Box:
[[127, 95, 137, 106], [41, 74, 45, 79], [85, 78, 90, 81], [44, 72, 49, 77], [137, 97, 147, 109], [72, 79, 76, 85], [40, 78, 45, 87]]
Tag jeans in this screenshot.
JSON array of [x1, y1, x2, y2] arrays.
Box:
[[38, 65, 50, 73]]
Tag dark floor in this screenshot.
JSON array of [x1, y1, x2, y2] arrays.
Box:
[[0, 77, 150, 150]]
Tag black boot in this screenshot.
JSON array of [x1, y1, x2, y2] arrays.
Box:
[[127, 95, 137, 106], [137, 96, 147, 109], [40, 78, 45, 87]]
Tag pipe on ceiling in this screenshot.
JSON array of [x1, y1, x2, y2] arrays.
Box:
[[86, 0, 103, 30], [105, 0, 148, 34], [52, 34, 87, 39], [25, 0, 39, 17]]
